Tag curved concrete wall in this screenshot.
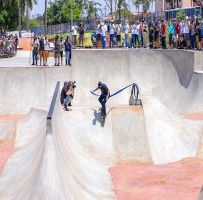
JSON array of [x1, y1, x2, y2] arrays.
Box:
[[0, 49, 202, 114]]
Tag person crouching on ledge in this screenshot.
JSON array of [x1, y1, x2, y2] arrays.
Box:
[[60, 81, 75, 111]]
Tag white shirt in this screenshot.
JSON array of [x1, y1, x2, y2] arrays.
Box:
[[131, 24, 136, 34], [124, 24, 129, 34], [101, 24, 107, 36], [117, 24, 122, 35], [44, 40, 50, 50], [110, 25, 115, 35], [72, 25, 78, 35], [181, 21, 189, 34], [134, 24, 140, 35]]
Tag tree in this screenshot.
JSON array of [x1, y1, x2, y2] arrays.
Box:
[[132, 0, 150, 15], [133, 0, 140, 14], [18, 0, 37, 36], [176, 9, 185, 20]]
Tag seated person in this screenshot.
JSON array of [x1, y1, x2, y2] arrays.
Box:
[[60, 81, 75, 111]]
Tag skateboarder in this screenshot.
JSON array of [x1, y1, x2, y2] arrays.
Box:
[[93, 81, 110, 119]]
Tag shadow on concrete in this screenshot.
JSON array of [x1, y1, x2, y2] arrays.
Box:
[[92, 108, 105, 127]]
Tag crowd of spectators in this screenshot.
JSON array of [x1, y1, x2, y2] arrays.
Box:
[[70, 17, 203, 50], [0, 34, 18, 58], [31, 35, 72, 66], [92, 17, 203, 50]]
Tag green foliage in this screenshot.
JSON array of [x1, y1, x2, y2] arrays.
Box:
[[176, 10, 185, 20], [47, 0, 101, 24], [119, 9, 134, 20], [29, 19, 39, 29], [0, 0, 37, 32], [132, 0, 150, 13]]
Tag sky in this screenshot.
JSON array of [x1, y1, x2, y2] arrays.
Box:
[[31, 0, 104, 16], [31, 0, 155, 17]]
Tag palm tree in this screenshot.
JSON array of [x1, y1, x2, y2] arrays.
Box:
[[133, 0, 140, 15], [18, 0, 37, 37], [142, 0, 150, 14]]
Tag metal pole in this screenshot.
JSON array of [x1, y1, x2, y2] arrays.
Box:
[[18, 0, 22, 38], [45, 0, 48, 35]]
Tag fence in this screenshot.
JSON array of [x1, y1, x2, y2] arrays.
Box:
[[32, 19, 98, 36]]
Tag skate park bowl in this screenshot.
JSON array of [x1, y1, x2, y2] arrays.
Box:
[[0, 49, 203, 200]]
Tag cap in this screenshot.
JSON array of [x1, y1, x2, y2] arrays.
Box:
[[98, 81, 102, 87]]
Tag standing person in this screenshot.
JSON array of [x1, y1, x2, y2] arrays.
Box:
[[31, 36, 39, 66], [39, 36, 45, 66], [96, 21, 102, 48], [140, 19, 145, 48], [148, 20, 154, 49], [93, 81, 110, 119], [134, 20, 140, 48], [71, 23, 78, 47], [131, 21, 136, 48], [78, 23, 85, 47], [154, 22, 159, 49], [54, 35, 60, 66], [195, 19, 200, 50], [168, 19, 175, 49], [200, 18, 203, 50], [123, 20, 130, 48], [64, 36, 72, 66], [59, 37, 64, 66], [109, 21, 115, 48], [175, 19, 181, 48], [101, 21, 107, 49], [44, 36, 50, 66], [116, 22, 122, 47], [181, 17, 190, 48], [189, 19, 195, 49], [161, 19, 167, 49]]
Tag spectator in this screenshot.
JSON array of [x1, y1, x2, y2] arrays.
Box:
[[59, 37, 64, 66], [96, 21, 102, 48], [71, 23, 78, 47], [154, 22, 159, 49], [39, 36, 45, 66], [168, 19, 175, 49], [44, 36, 50, 66], [64, 36, 72, 66], [195, 19, 200, 50], [175, 19, 181, 48], [200, 18, 203, 50], [116, 22, 122, 47], [54, 35, 60, 66], [181, 16, 190, 48], [189, 19, 195, 49], [101, 21, 107, 49], [161, 19, 167, 49], [123, 20, 130, 48], [148, 20, 154, 49], [31, 37, 39, 66], [79, 23, 85, 47], [109, 21, 116, 48]]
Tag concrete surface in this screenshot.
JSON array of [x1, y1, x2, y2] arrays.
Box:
[[0, 49, 202, 199]]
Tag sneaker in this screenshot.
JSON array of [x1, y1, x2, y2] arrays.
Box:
[[63, 105, 70, 111]]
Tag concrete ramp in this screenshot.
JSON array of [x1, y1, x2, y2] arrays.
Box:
[[51, 91, 151, 200]]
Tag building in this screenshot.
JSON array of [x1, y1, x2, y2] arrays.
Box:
[[154, 0, 197, 12]]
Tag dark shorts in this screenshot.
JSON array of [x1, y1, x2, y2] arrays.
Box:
[[60, 51, 63, 57], [117, 35, 121, 42]]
